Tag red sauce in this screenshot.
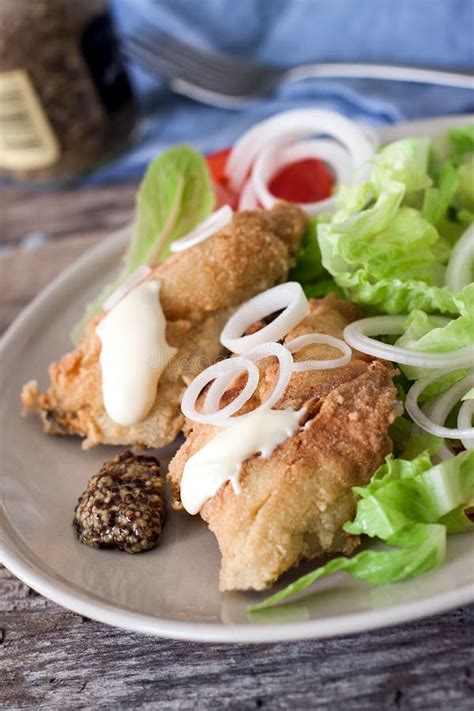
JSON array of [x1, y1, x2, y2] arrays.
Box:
[[269, 158, 334, 204]]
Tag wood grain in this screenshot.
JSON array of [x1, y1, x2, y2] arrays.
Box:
[[1, 184, 473, 709], [0, 183, 136, 245]]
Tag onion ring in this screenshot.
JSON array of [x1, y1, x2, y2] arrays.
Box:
[[238, 178, 259, 211], [252, 138, 352, 216], [285, 333, 352, 371], [170, 205, 233, 253], [343, 315, 474, 369], [181, 357, 259, 426], [458, 399, 474, 451], [103, 266, 152, 312], [204, 342, 293, 419], [405, 370, 474, 440], [445, 222, 474, 292], [220, 282, 309, 354], [226, 109, 374, 193]]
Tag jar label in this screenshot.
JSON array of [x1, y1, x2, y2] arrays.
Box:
[[0, 70, 60, 170]]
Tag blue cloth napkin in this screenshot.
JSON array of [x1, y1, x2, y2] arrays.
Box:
[[88, 0, 474, 185]]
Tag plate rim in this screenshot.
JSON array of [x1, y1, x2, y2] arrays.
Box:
[[1, 113, 474, 642], [2, 513, 473, 643]]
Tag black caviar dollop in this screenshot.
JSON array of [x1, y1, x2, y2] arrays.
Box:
[[73, 451, 165, 554]]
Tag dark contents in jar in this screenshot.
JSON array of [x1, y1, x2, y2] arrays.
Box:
[[0, 0, 136, 182], [73, 451, 165, 554]]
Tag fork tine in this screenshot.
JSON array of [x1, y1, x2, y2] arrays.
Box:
[[123, 37, 217, 86], [122, 43, 178, 81], [125, 47, 263, 97], [123, 30, 278, 97], [123, 35, 208, 78], [125, 30, 266, 83], [123, 37, 235, 89], [138, 26, 256, 77]]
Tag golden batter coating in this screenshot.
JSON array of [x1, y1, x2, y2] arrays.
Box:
[[168, 296, 401, 591], [21, 204, 307, 449]]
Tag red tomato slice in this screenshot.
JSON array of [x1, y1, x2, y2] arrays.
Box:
[[207, 148, 334, 210], [213, 180, 238, 210], [206, 148, 232, 184], [269, 158, 334, 204], [207, 148, 238, 208]]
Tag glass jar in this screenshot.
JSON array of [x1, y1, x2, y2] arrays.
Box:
[[0, 0, 137, 183]]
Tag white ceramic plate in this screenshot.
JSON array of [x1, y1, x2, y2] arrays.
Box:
[[1, 115, 473, 643]]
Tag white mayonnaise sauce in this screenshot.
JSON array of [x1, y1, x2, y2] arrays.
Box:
[[96, 279, 176, 427], [180, 408, 301, 515]]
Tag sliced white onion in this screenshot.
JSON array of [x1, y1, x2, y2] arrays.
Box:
[[204, 342, 293, 419], [426, 372, 474, 457], [285, 333, 352, 371], [170, 205, 233, 253], [343, 315, 474, 369], [238, 178, 259, 210], [458, 398, 474, 451], [221, 282, 309, 354], [405, 370, 474, 440], [181, 357, 260, 426], [103, 266, 152, 312], [361, 124, 380, 150], [445, 222, 474, 292], [225, 108, 374, 192], [252, 139, 353, 216], [411, 398, 453, 462]]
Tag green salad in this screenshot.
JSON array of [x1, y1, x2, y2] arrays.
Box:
[[252, 125, 474, 612]]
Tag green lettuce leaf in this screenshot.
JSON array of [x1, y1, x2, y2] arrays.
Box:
[[371, 137, 431, 194], [399, 432, 442, 460], [249, 450, 473, 611], [315, 130, 474, 363], [422, 161, 459, 226], [289, 218, 325, 283], [454, 154, 474, 214], [72, 145, 214, 342], [439, 506, 474, 534], [249, 524, 446, 612], [345, 450, 474, 539], [448, 124, 474, 157], [290, 218, 343, 298], [125, 145, 214, 269]]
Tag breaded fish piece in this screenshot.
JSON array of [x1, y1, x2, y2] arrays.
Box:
[[21, 205, 307, 449], [168, 295, 401, 591]]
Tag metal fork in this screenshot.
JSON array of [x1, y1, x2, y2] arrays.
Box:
[[122, 27, 474, 108]]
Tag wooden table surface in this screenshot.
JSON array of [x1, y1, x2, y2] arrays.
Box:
[[1, 183, 473, 710]]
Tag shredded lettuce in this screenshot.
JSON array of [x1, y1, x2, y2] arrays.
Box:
[[312, 127, 474, 356], [249, 450, 473, 611], [72, 145, 214, 342]]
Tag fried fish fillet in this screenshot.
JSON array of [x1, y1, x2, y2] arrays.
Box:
[[168, 295, 402, 591], [21, 205, 307, 449]]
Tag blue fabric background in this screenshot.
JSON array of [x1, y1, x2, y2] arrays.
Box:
[[90, 0, 474, 184]]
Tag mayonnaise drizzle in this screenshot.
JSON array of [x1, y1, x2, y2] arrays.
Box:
[[180, 408, 301, 515], [96, 279, 177, 427]]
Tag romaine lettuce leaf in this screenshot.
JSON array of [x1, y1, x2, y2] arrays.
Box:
[[72, 145, 214, 342], [249, 450, 473, 611], [345, 450, 474, 539], [249, 524, 446, 612], [126, 145, 214, 269]]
